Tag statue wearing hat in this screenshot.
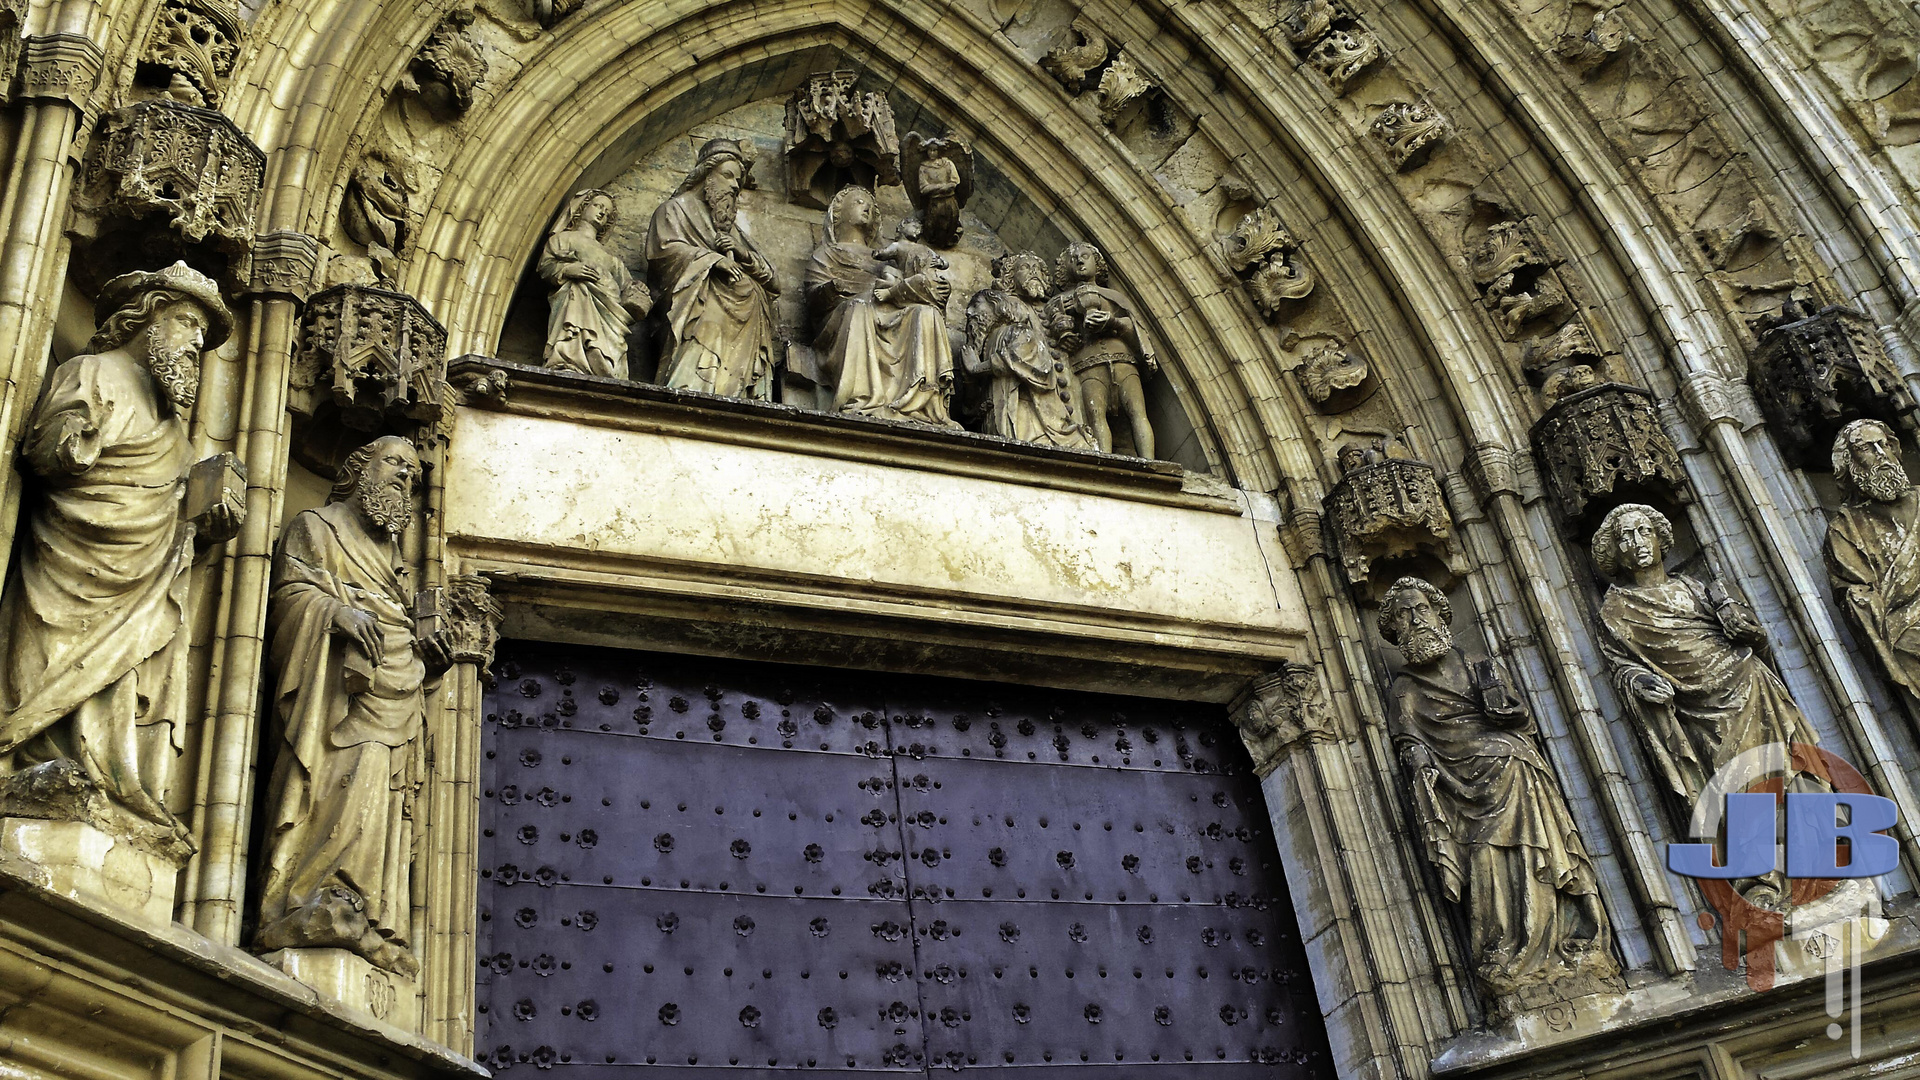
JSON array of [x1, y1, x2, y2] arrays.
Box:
[[0, 262, 242, 854], [646, 138, 781, 400]]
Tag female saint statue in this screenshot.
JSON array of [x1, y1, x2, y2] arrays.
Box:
[[538, 189, 651, 379], [805, 186, 960, 427]]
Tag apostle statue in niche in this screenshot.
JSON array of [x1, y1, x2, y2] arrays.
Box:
[[1379, 576, 1619, 1014], [1044, 242, 1157, 457], [966, 251, 1095, 449], [646, 138, 780, 400], [1592, 504, 1822, 815], [1825, 420, 1920, 726], [539, 188, 652, 380], [805, 185, 961, 428], [256, 435, 450, 975], [0, 263, 240, 853]]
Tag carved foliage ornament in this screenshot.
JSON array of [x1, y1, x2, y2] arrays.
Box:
[[1095, 51, 1155, 125], [1748, 301, 1914, 468], [1041, 15, 1110, 92], [1305, 27, 1383, 95], [1470, 220, 1571, 337], [77, 99, 265, 248], [401, 9, 487, 114], [1231, 662, 1336, 776], [1324, 440, 1461, 588], [1369, 98, 1452, 171], [137, 0, 240, 107], [415, 574, 503, 668], [1529, 382, 1688, 523], [1294, 340, 1373, 412], [293, 284, 449, 433], [1223, 204, 1314, 319]]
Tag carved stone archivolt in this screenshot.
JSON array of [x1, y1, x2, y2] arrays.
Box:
[[1529, 382, 1688, 524], [1748, 300, 1914, 468], [76, 100, 265, 250], [784, 71, 900, 209], [1323, 438, 1463, 591], [1369, 98, 1452, 171], [1293, 340, 1374, 412], [1230, 662, 1336, 776], [292, 284, 450, 435], [135, 0, 240, 107], [1223, 204, 1315, 320], [1379, 577, 1622, 1020]]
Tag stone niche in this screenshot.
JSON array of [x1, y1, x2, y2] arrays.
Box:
[[491, 57, 1212, 472]]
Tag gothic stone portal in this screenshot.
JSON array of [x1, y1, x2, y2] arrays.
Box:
[[476, 642, 1333, 1078]]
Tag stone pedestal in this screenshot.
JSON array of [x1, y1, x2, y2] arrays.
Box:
[[265, 947, 418, 1029], [0, 818, 178, 925]]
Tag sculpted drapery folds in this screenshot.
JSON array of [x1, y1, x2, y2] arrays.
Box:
[[805, 186, 960, 428], [1043, 242, 1157, 457], [646, 138, 779, 400], [1379, 577, 1619, 1015], [256, 436, 450, 975], [0, 263, 237, 854], [1825, 420, 1920, 720], [965, 251, 1094, 448], [539, 189, 652, 380], [1592, 504, 1821, 809]]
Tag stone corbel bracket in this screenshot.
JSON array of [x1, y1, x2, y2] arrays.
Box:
[[73, 99, 264, 250], [1323, 455, 1466, 593], [1223, 203, 1315, 320], [1230, 661, 1338, 777], [292, 283, 449, 435], [1529, 382, 1690, 524], [1747, 302, 1916, 468]]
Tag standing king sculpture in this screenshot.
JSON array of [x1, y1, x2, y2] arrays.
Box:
[[255, 435, 449, 975], [1592, 504, 1820, 816], [0, 262, 239, 854], [646, 138, 780, 400], [1045, 242, 1157, 457], [1825, 420, 1920, 731], [1380, 576, 1619, 1017]]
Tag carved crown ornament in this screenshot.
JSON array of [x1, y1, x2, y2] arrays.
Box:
[[136, 0, 241, 107], [1529, 381, 1690, 524], [1747, 300, 1915, 468], [74, 99, 265, 250], [292, 283, 450, 436], [1222, 204, 1315, 320], [19, 32, 105, 109], [1322, 437, 1466, 593]]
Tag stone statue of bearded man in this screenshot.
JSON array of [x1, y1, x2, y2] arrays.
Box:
[[1824, 419, 1920, 729], [256, 435, 449, 975], [0, 262, 238, 857]]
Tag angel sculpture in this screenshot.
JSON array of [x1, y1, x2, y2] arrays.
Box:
[[902, 133, 974, 250]]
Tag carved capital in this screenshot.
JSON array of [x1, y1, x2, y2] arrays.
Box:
[[75, 99, 264, 249], [1231, 662, 1337, 776], [19, 33, 104, 108], [1530, 382, 1690, 522], [1460, 443, 1525, 506], [244, 230, 321, 301], [1678, 367, 1757, 435], [443, 574, 503, 668], [292, 284, 448, 434]]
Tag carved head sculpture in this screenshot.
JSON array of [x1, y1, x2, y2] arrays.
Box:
[[1591, 502, 1673, 578], [1053, 242, 1110, 290], [555, 189, 617, 242], [994, 251, 1051, 302], [677, 138, 757, 221], [824, 185, 875, 246], [1378, 575, 1454, 664], [331, 435, 421, 537], [1833, 419, 1910, 503], [88, 262, 234, 416]]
